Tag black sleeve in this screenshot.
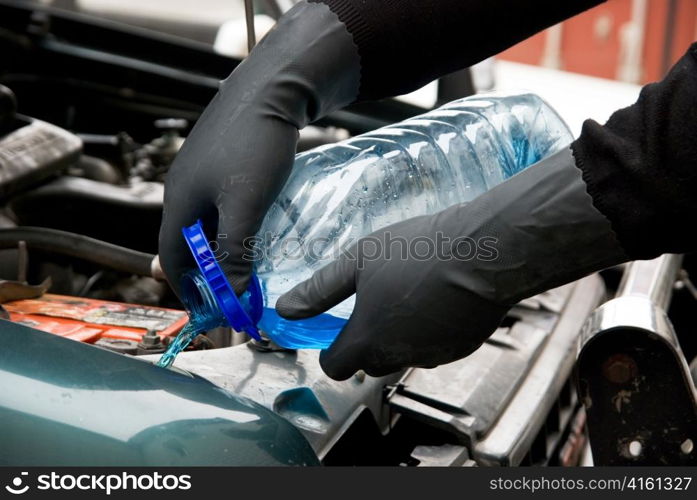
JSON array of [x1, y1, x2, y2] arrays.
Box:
[[310, 0, 605, 100], [571, 44, 697, 260]]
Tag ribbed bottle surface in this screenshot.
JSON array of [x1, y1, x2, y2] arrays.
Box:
[[250, 93, 573, 348]]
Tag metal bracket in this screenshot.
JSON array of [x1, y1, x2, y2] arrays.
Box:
[[577, 254, 697, 465]]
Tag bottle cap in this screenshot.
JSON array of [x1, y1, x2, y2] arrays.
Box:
[[182, 220, 263, 341]]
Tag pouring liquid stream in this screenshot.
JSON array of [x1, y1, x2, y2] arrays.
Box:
[[156, 307, 347, 368], [156, 321, 202, 368]]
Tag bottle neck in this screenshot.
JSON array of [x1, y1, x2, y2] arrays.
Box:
[[180, 271, 227, 331]]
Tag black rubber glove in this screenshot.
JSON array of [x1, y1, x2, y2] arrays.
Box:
[[159, 2, 360, 295], [276, 148, 629, 380]]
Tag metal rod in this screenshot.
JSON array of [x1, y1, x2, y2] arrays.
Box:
[[17, 240, 27, 283], [244, 0, 257, 54], [616, 254, 683, 310]]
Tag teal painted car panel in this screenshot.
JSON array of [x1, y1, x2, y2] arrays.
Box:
[[0, 319, 319, 466]]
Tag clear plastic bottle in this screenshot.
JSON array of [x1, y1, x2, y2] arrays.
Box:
[[180, 93, 573, 351]]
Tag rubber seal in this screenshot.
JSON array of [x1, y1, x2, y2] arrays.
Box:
[[182, 220, 263, 340]]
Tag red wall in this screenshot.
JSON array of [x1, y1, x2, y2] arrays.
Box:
[[499, 0, 697, 84], [561, 0, 632, 78]]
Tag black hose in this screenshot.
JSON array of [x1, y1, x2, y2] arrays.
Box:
[[0, 227, 155, 277]]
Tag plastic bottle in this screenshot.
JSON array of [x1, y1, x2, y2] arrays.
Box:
[[178, 92, 573, 351]]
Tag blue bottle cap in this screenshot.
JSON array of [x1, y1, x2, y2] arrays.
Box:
[[182, 220, 263, 341]]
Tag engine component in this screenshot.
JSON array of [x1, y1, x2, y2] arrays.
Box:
[[3, 293, 186, 345], [389, 276, 604, 466], [129, 119, 187, 182], [95, 337, 138, 355], [0, 84, 17, 129], [577, 254, 697, 465], [0, 226, 157, 277], [0, 86, 81, 198], [109, 276, 167, 306], [72, 155, 121, 184], [9, 176, 163, 252], [0, 277, 50, 303], [137, 329, 167, 355]]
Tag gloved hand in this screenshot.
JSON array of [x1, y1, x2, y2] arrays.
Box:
[[276, 148, 629, 380], [159, 1, 360, 295]]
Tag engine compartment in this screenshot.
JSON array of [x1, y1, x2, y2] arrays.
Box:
[[0, 80, 609, 463]]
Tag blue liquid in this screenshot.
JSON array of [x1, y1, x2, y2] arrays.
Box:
[[156, 321, 202, 368], [259, 308, 347, 349], [156, 309, 345, 368]]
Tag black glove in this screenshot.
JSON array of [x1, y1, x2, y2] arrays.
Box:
[[276, 148, 629, 380], [571, 43, 697, 259], [159, 1, 360, 295]]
